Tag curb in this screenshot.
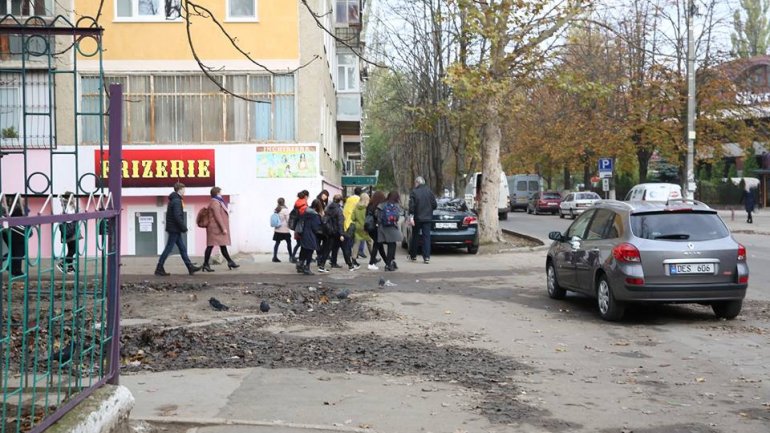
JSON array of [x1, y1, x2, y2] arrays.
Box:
[[502, 228, 546, 247], [135, 416, 377, 433]]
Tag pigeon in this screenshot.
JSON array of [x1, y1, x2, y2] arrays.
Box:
[[50, 339, 79, 363], [378, 277, 386, 287], [336, 288, 350, 300], [260, 300, 270, 313], [209, 297, 229, 311]]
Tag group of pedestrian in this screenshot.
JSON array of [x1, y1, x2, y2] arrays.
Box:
[[270, 176, 437, 276], [154, 182, 238, 277]]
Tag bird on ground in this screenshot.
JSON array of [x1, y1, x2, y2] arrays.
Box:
[[260, 300, 270, 313], [378, 277, 386, 287], [336, 288, 350, 300], [209, 297, 229, 311]]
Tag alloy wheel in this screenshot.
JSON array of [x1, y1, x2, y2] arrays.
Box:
[[597, 279, 610, 315]]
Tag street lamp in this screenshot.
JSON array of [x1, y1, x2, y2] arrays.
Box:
[[685, 0, 696, 200]]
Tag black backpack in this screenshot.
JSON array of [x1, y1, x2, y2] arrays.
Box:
[[288, 208, 299, 231]]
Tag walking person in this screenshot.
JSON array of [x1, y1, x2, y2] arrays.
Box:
[[366, 191, 388, 270], [57, 191, 80, 274], [376, 191, 403, 271], [316, 190, 330, 209], [298, 199, 323, 275], [408, 176, 437, 264], [324, 194, 358, 271], [740, 180, 756, 224], [352, 192, 373, 262], [202, 187, 239, 272], [271, 198, 293, 262], [154, 183, 201, 276], [4, 196, 27, 277], [291, 190, 310, 263], [342, 187, 362, 260]]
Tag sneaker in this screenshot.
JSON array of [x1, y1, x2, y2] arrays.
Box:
[[318, 266, 329, 274], [384, 264, 394, 271], [349, 264, 360, 271], [56, 262, 65, 273], [392, 261, 398, 270], [66, 266, 75, 274], [303, 267, 314, 275], [367, 264, 379, 271], [330, 263, 343, 269], [358, 253, 367, 259], [407, 256, 417, 262], [424, 259, 430, 264]]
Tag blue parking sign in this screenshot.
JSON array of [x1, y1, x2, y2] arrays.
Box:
[[598, 158, 613, 173]]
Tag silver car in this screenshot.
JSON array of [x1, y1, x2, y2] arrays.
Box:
[[546, 200, 749, 321]]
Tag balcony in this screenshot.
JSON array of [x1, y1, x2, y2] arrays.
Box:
[[337, 92, 361, 135]]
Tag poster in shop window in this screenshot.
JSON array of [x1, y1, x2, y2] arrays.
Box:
[[256, 145, 317, 178]]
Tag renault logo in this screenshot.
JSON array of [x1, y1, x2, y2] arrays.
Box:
[[687, 242, 695, 250]]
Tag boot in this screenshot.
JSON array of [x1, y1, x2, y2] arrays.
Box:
[[302, 264, 314, 275], [188, 264, 202, 275], [227, 261, 240, 270], [201, 263, 215, 272], [154, 265, 170, 277]]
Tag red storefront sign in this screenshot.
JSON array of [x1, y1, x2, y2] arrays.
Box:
[[95, 149, 216, 188]]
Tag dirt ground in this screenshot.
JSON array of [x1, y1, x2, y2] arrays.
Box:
[[117, 245, 770, 433]]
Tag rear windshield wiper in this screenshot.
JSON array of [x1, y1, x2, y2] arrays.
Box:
[[653, 234, 691, 240]]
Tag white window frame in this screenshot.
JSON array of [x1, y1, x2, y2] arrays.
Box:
[[114, 0, 182, 22], [0, 0, 53, 17], [336, 53, 359, 92], [334, 0, 360, 27], [226, 0, 258, 22]]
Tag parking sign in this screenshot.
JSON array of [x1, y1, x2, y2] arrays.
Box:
[[598, 158, 613, 173]]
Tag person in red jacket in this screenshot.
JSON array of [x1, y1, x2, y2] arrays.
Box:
[[291, 190, 309, 266]]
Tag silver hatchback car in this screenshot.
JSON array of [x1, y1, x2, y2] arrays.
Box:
[[546, 200, 749, 321]]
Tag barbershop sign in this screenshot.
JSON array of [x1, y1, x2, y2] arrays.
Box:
[[95, 149, 215, 188]]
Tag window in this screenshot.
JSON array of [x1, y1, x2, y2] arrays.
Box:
[[528, 180, 540, 192], [337, 53, 358, 92], [115, 0, 181, 21], [564, 194, 574, 202], [0, 0, 53, 16], [0, 72, 53, 149], [585, 209, 614, 240], [335, 0, 360, 26], [516, 181, 527, 192], [227, 0, 257, 20], [567, 209, 595, 240], [631, 212, 729, 241], [80, 73, 296, 144]]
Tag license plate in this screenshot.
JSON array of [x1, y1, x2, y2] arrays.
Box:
[[547, 203, 556, 206], [435, 222, 456, 229], [669, 263, 714, 275]]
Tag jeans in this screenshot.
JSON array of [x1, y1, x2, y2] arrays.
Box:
[[409, 221, 432, 260], [157, 232, 193, 269]]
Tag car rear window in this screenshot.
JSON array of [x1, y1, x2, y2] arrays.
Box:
[[543, 193, 561, 199], [630, 212, 729, 241], [578, 193, 600, 200], [516, 181, 527, 191], [528, 181, 540, 191]]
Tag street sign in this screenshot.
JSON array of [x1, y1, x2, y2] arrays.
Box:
[[342, 175, 378, 186], [602, 178, 610, 192], [598, 158, 613, 173]]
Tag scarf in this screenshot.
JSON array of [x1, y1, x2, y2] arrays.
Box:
[[214, 195, 229, 213]]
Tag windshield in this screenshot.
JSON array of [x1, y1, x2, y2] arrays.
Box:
[[631, 212, 729, 241], [542, 193, 561, 199], [578, 193, 600, 200], [528, 180, 540, 191]]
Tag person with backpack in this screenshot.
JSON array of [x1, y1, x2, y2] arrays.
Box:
[[297, 199, 323, 275], [352, 192, 373, 263], [375, 191, 403, 271], [155, 183, 201, 276], [201, 186, 238, 272], [271, 197, 293, 262], [365, 191, 387, 270], [290, 190, 310, 264], [322, 194, 359, 271], [408, 176, 437, 264]]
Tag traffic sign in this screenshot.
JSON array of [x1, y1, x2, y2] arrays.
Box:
[[598, 158, 613, 173], [602, 178, 610, 192]]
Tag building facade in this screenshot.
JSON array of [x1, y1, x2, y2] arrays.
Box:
[[0, 0, 365, 255]]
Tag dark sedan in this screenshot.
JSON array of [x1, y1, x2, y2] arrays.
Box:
[[401, 198, 479, 254]]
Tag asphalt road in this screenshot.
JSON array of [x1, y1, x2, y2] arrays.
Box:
[[501, 208, 770, 302]]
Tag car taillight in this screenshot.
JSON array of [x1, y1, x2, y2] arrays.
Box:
[[463, 216, 477, 226], [738, 244, 746, 262], [738, 275, 749, 284], [625, 277, 645, 285], [612, 243, 641, 263]]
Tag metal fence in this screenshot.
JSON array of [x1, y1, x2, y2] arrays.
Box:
[[1, 15, 123, 433]]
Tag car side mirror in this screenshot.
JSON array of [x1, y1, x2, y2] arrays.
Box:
[[548, 231, 563, 242]]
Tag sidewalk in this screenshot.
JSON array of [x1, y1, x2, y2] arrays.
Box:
[[717, 208, 770, 234]]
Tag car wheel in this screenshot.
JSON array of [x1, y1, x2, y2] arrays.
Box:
[[499, 212, 508, 221], [596, 274, 624, 321], [467, 245, 479, 254], [546, 261, 566, 300], [712, 300, 742, 319], [559, 210, 564, 219]]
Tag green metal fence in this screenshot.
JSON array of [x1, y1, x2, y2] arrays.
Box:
[[1, 15, 123, 433]]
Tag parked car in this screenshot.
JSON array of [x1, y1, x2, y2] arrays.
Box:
[[465, 170, 511, 220], [624, 183, 682, 202], [559, 191, 602, 219], [545, 200, 748, 321], [401, 198, 480, 254], [527, 191, 561, 215], [507, 174, 541, 212]]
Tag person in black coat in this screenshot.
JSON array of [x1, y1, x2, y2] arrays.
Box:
[[741, 185, 757, 224], [408, 176, 437, 263], [298, 199, 323, 275], [3, 196, 27, 277], [155, 182, 201, 276]]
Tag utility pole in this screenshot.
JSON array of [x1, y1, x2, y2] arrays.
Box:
[[685, 0, 696, 200]]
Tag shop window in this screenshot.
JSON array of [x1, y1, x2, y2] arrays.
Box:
[[227, 0, 257, 21], [115, 0, 181, 21], [80, 73, 296, 144]]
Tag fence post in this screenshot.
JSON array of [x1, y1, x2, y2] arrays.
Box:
[[107, 84, 123, 385]]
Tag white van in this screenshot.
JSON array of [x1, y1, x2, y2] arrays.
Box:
[[507, 174, 542, 211], [624, 183, 683, 202], [464, 170, 511, 220]]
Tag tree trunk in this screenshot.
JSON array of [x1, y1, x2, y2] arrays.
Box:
[[563, 165, 572, 190], [637, 148, 651, 183], [478, 102, 502, 244], [583, 163, 591, 191]]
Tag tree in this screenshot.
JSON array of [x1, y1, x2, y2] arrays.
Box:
[[732, 0, 770, 58]]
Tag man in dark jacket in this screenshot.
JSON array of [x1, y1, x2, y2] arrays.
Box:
[[155, 183, 201, 276], [408, 176, 438, 263]]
